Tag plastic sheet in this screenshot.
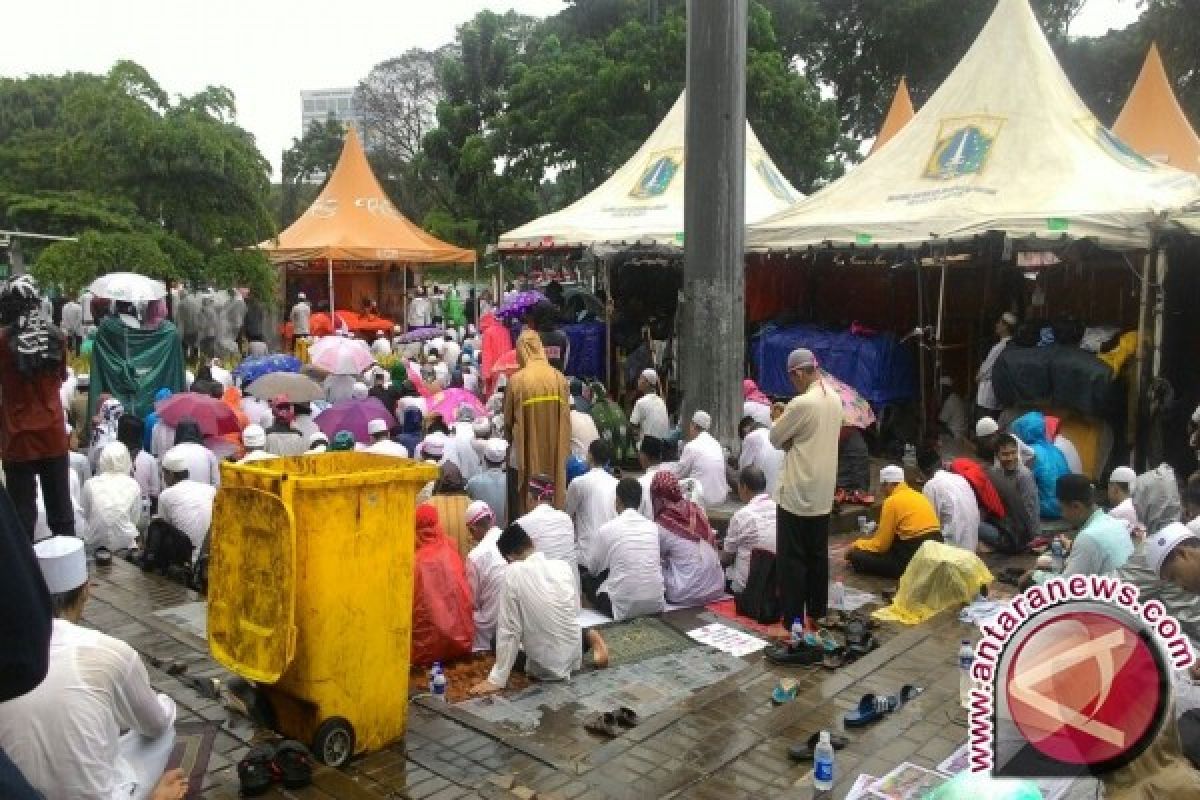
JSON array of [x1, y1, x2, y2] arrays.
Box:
[[873, 541, 994, 625]]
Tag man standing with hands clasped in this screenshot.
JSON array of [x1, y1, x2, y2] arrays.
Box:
[[768, 348, 842, 638]]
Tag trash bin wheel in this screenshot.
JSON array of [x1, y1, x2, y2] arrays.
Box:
[[312, 717, 355, 767]]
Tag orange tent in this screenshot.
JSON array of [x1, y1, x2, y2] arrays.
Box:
[[868, 77, 915, 157], [1113, 44, 1200, 175]]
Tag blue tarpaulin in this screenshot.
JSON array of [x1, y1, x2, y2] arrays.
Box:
[[751, 324, 917, 407], [563, 322, 606, 379]]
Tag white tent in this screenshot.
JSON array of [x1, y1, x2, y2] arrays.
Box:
[[498, 91, 801, 251], [747, 0, 1200, 252]]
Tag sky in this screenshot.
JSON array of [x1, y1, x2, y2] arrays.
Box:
[[0, 0, 1143, 180]]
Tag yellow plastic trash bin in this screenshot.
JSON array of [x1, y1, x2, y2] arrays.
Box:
[[207, 452, 438, 767]]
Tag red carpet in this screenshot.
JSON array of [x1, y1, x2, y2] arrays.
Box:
[[705, 598, 788, 639]]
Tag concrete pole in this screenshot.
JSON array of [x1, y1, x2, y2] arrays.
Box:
[[680, 0, 747, 451]]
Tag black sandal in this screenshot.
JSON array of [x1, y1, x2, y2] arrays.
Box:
[[788, 731, 849, 761], [272, 740, 314, 789], [614, 707, 639, 728], [237, 743, 276, 797], [584, 711, 621, 737]]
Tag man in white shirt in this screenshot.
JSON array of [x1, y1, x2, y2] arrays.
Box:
[[916, 447, 980, 552], [722, 467, 777, 594], [514, 475, 577, 576], [443, 407, 482, 482], [975, 312, 1015, 417], [155, 451, 218, 563], [569, 406, 601, 461], [732, 416, 784, 496], [370, 330, 392, 359], [565, 440, 619, 573], [0, 537, 186, 800], [290, 293, 311, 338], [364, 418, 409, 458], [636, 436, 667, 520], [670, 410, 728, 508], [440, 333, 461, 371], [469, 524, 608, 695], [465, 501, 506, 651], [1107, 466, 1140, 533], [238, 424, 278, 464], [586, 478, 665, 620], [629, 369, 670, 445], [407, 288, 432, 329]]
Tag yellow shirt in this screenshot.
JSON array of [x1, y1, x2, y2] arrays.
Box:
[[852, 483, 940, 554]]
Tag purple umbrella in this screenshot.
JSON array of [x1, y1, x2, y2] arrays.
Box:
[[314, 397, 397, 444]]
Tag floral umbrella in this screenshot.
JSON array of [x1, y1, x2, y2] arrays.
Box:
[[820, 369, 876, 430], [495, 290, 545, 322]]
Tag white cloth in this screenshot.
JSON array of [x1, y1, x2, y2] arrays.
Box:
[[161, 442, 219, 487], [1110, 497, 1139, 533], [487, 553, 582, 688], [738, 428, 784, 496], [516, 504, 578, 574], [157, 480, 217, 560], [210, 363, 232, 389], [149, 423, 175, 460], [769, 379, 843, 517], [131, 450, 161, 501], [238, 450, 278, 464], [444, 422, 482, 482], [290, 301, 311, 336], [1055, 434, 1084, 474], [407, 296, 431, 328], [939, 392, 969, 440], [441, 340, 461, 369], [723, 493, 777, 593], [569, 410, 601, 461], [922, 470, 980, 551], [61, 300, 83, 335], [565, 467, 618, 572], [35, 469, 86, 543], [671, 431, 728, 507], [975, 337, 1009, 410], [69, 451, 92, 495], [658, 526, 725, 607], [591, 509, 665, 620], [630, 393, 670, 443], [370, 338, 393, 358], [366, 439, 410, 458], [80, 448, 142, 552], [0, 619, 177, 800], [466, 526, 506, 651], [743, 400, 773, 428]]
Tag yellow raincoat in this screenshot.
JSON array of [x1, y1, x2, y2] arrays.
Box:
[[504, 331, 571, 513]]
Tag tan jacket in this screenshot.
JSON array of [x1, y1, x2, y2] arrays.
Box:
[[769, 379, 843, 517]]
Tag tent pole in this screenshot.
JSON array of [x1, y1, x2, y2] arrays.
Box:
[[1133, 249, 1154, 469], [402, 267, 408, 333], [1152, 248, 1168, 381], [935, 255, 947, 388], [916, 260, 927, 441], [327, 257, 335, 328]]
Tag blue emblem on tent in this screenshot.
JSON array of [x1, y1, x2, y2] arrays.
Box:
[[924, 125, 996, 180], [631, 153, 680, 198], [1096, 125, 1155, 170], [756, 159, 795, 203]]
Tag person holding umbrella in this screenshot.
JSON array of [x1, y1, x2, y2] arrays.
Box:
[[264, 396, 306, 457]]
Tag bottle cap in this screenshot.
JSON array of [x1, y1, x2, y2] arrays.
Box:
[[819, 730, 831, 744]]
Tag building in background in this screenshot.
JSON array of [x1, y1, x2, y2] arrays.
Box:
[[300, 88, 367, 182]]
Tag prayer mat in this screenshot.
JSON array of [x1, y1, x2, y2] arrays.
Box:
[[594, 616, 695, 666], [702, 597, 789, 639], [409, 654, 530, 704], [168, 721, 218, 799]]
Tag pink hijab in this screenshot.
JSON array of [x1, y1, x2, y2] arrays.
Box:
[[742, 379, 769, 405]]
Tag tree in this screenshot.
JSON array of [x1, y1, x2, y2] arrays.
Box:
[[356, 48, 450, 163], [279, 116, 346, 226]]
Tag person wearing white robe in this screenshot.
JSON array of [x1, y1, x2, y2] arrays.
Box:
[[736, 420, 784, 496], [443, 410, 483, 482], [629, 370, 670, 445], [156, 452, 218, 563], [669, 411, 729, 507], [565, 440, 619, 573], [588, 478, 665, 620], [569, 409, 601, 461], [918, 449, 980, 552], [975, 312, 1016, 415], [364, 418, 408, 458], [514, 477, 577, 576], [370, 331, 392, 359], [465, 501, 506, 651], [722, 468, 778, 594], [80, 443, 142, 553]]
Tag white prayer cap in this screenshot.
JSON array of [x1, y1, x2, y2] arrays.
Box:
[[308, 431, 329, 446], [692, 410, 712, 430], [879, 465, 905, 484], [483, 438, 508, 463], [242, 424, 266, 448], [297, 292, 307, 300], [472, 418, 492, 437], [640, 368, 659, 386], [975, 417, 999, 438], [466, 500, 494, 526], [461, 353, 473, 365], [422, 432, 447, 458], [351, 382, 369, 400], [1110, 466, 1137, 485], [1144, 522, 1199, 576], [36, 536, 87, 594], [367, 418, 388, 436], [1001, 312, 1018, 327], [162, 450, 189, 473]]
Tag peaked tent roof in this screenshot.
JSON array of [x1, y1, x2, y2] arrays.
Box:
[[261, 128, 475, 264], [868, 78, 916, 157], [1113, 44, 1200, 175], [498, 91, 802, 251], [747, 0, 1200, 252]]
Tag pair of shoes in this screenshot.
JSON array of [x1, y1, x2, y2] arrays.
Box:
[[843, 685, 922, 727], [238, 740, 314, 795], [765, 641, 823, 666], [583, 706, 639, 737], [788, 731, 850, 761]]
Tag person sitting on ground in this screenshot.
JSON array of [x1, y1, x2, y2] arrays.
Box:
[[465, 501, 506, 651], [589, 381, 633, 465], [1107, 466, 1140, 534], [162, 418, 219, 487], [466, 438, 509, 528], [629, 368, 670, 445], [443, 406, 482, 484], [974, 416, 1035, 467], [917, 446, 980, 552], [305, 432, 329, 454], [328, 431, 356, 452], [980, 433, 1041, 553], [394, 407, 424, 457], [1027, 474, 1134, 586], [117, 415, 159, 512], [410, 503, 474, 665], [469, 523, 608, 695], [585, 478, 665, 620], [367, 371, 396, 412], [728, 416, 784, 496], [846, 465, 942, 579], [722, 466, 777, 596], [1045, 415, 1084, 475], [651, 471, 725, 607], [263, 396, 307, 457], [670, 410, 729, 508], [0, 537, 187, 800], [513, 475, 577, 577], [80, 442, 142, 556], [937, 376, 968, 443], [365, 418, 408, 458], [237, 424, 277, 464], [1011, 411, 1070, 519], [566, 439, 618, 575], [153, 451, 217, 566], [636, 435, 667, 519]]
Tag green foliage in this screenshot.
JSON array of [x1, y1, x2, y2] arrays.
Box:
[[33, 231, 178, 294]]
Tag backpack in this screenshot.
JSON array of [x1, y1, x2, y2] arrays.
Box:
[[735, 548, 780, 625]]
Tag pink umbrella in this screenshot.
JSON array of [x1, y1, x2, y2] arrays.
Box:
[[820, 370, 876, 430], [315, 397, 397, 444], [426, 388, 486, 422], [156, 392, 242, 436], [309, 336, 373, 375]]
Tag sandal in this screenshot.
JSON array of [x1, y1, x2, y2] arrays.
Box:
[[771, 678, 799, 705], [847, 633, 880, 660], [272, 740, 314, 789], [765, 641, 823, 666], [237, 743, 276, 797], [845, 685, 922, 727], [614, 707, 639, 728], [584, 711, 621, 737], [788, 731, 849, 761], [821, 648, 849, 670]]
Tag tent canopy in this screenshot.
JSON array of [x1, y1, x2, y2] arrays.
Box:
[[868, 77, 916, 157], [747, 0, 1200, 252], [260, 128, 475, 265], [498, 90, 802, 251], [1113, 44, 1200, 176]]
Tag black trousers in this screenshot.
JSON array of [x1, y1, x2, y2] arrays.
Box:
[[847, 531, 943, 580], [580, 568, 612, 617], [3, 455, 75, 541], [776, 507, 830, 627]]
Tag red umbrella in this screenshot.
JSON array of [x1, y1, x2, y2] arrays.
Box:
[[156, 392, 243, 436]]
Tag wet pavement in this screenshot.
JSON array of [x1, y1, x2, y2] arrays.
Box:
[[82, 527, 1097, 799]]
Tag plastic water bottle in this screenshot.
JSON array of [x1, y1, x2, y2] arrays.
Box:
[[958, 639, 975, 708], [1051, 540, 1065, 572], [857, 515, 868, 534], [813, 730, 835, 790], [791, 617, 806, 646], [432, 667, 448, 703], [428, 661, 442, 694], [830, 581, 846, 611]]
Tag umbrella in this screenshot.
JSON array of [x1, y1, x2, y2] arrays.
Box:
[[397, 327, 446, 344], [232, 354, 302, 385], [246, 372, 325, 403], [820, 369, 876, 430], [156, 392, 242, 436], [88, 272, 168, 305], [426, 388, 487, 423], [309, 336, 374, 375], [315, 397, 396, 444], [490, 349, 520, 377], [495, 290, 545, 322]]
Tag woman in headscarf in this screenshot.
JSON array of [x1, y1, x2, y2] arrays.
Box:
[[1011, 411, 1070, 519], [89, 396, 124, 471], [117, 414, 159, 510], [650, 472, 725, 607], [589, 381, 633, 465], [79, 441, 142, 554], [396, 408, 425, 457], [410, 503, 474, 665], [503, 330, 570, 514]]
